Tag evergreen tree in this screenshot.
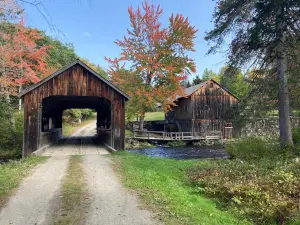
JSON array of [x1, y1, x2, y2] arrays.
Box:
[[186, 80, 191, 87], [205, 0, 300, 145], [202, 68, 218, 82], [192, 75, 202, 85]]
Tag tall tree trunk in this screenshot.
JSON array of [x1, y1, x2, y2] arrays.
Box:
[[18, 85, 22, 111], [139, 112, 145, 131], [6, 95, 16, 148], [276, 4, 293, 146]]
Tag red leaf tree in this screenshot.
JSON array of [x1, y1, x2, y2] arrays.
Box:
[[0, 20, 50, 96], [106, 1, 197, 129]]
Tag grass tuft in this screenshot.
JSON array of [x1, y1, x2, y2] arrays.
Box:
[[53, 155, 88, 225]]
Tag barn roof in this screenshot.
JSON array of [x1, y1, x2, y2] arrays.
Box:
[[19, 59, 130, 100], [175, 79, 240, 100]]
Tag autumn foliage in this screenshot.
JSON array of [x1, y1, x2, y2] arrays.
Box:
[[106, 1, 197, 127], [0, 20, 50, 96]]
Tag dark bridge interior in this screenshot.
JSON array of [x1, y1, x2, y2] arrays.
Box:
[[39, 96, 113, 148], [42, 96, 112, 131]]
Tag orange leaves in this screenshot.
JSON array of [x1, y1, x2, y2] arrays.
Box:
[[0, 21, 50, 96], [166, 65, 174, 71], [105, 0, 197, 115], [169, 13, 198, 52]]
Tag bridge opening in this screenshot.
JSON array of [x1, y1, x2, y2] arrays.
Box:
[[61, 108, 97, 137], [40, 96, 113, 148]]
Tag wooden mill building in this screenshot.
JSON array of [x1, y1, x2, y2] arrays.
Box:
[[19, 60, 129, 156], [166, 79, 239, 138]]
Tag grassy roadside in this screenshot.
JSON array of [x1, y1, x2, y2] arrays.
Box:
[[111, 152, 249, 225], [129, 111, 165, 122], [53, 156, 88, 225], [0, 156, 48, 208], [62, 118, 96, 137]]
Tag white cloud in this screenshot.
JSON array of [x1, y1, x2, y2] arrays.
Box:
[[83, 32, 91, 37]]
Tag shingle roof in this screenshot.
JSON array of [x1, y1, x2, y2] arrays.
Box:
[[174, 81, 207, 100], [19, 59, 130, 100], [185, 81, 207, 96], [174, 79, 239, 101]]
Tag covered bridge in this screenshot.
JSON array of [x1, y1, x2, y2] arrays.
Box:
[[19, 60, 129, 157]]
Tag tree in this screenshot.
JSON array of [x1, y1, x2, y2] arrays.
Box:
[[80, 58, 108, 78], [202, 68, 218, 82], [205, 0, 300, 145], [192, 75, 202, 85], [219, 66, 249, 99], [0, 0, 23, 21], [186, 80, 191, 88], [36, 32, 77, 76], [106, 1, 197, 130], [0, 21, 50, 96]]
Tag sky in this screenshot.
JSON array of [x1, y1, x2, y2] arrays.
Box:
[[23, 0, 228, 80]]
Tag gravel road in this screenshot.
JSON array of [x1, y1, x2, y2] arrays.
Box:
[[0, 121, 157, 225], [84, 155, 156, 225], [0, 156, 69, 225]]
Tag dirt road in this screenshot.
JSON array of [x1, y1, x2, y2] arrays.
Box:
[[0, 121, 156, 225]]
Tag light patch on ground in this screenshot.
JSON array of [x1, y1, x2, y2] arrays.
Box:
[[52, 155, 89, 225]]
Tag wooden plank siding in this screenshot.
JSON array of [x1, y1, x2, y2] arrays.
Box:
[[166, 80, 239, 138], [22, 63, 127, 156]]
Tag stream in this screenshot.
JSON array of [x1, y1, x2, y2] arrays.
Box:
[[127, 146, 228, 160]]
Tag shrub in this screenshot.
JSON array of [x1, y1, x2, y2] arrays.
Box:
[[14, 112, 24, 152], [125, 139, 154, 149], [63, 109, 95, 123], [188, 159, 300, 224], [188, 137, 300, 224], [225, 137, 283, 160], [292, 128, 300, 145], [81, 109, 94, 120], [0, 109, 24, 158], [166, 140, 186, 147]]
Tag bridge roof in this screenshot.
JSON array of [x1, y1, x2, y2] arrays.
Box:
[[19, 59, 130, 100]]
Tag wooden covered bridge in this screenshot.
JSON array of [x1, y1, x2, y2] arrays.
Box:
[[19, 60, 129, 157]]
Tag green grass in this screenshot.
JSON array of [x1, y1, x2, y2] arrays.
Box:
[[62, 118, 96, 137], [53, 156, 88, 225], [129, 111, 165, 122], [144, 111, 164, 121], [125, 129, 134, 137], [112, 152, 250, 225], [0, 156, 48, 208]]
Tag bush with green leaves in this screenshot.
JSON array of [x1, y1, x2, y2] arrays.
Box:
[[292, 128, 300, 145], [166, 140, 186, 147], [225, 137, 285, 160], [63, 109, 94, 123], [188, 137, 300, 224], [188, 159, 300, 224], [0, 98, 24, 158]]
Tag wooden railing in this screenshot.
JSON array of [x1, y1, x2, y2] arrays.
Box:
[[133, 130, 222, 141]]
